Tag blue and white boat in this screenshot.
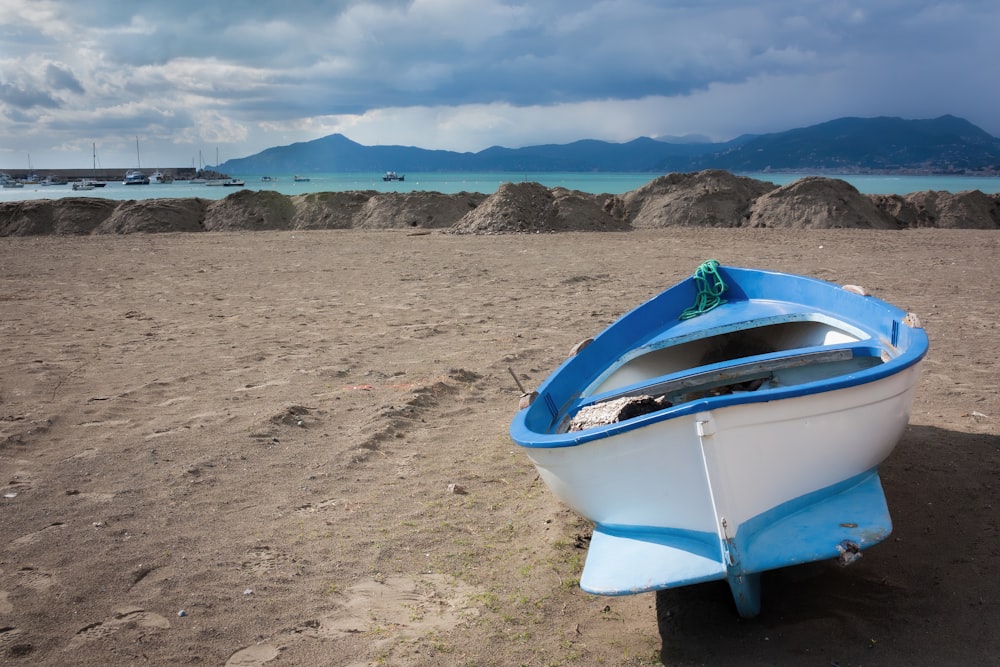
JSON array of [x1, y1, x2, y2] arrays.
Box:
[[123, 170, 149, 185], [510, 261, 928, 617]]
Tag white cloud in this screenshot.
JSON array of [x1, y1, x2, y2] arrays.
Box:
[[1, 0, 998, 168]]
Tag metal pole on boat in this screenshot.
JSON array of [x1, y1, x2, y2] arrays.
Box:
[[508, 367, 527, 394], [508, 367, 537, 409]]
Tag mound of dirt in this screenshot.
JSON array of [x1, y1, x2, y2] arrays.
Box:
[[450, 181, 626, 234], [289, 191, 376, 230], [96, 198, 208, 234], [747, 176, 898, 229], [354, 191, 486, 229], [621, 170, 777, 228], [204, 190, 294, 231], [3, 173, 1000, 236], [0, 197, 119, 236], [549, 187, 630, 232], [871, 190, 1000, 229]]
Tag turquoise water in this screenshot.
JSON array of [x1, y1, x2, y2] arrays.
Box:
[[3, 171, 1000, 203]]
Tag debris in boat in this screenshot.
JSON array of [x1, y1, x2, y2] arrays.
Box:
[[679, 376, 769, 402], [568, 395, 670, 431]]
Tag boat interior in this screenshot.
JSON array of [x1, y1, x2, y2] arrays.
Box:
[[562, 317, 887, 432]]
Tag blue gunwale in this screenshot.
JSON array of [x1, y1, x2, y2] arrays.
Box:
[[510, 265, 929, 449]]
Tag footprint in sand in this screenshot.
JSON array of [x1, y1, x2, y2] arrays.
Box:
[[66, 605, 170, 649], [16, 567, 55, 591], [2, 468, 36, 496], [143, 410, 235, 440], [234, 379, 290, 393], [312, 574, 479, 639], [0, 590, 13, 615], [10, 522, 66, 548], [0, 626, 30, 656], [61, 447, 100, 461], [224, 643, 280, 666], [239, 545, 294, 574], [293, 498, 344, 514]]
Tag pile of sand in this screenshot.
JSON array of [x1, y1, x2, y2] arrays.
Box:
[[871, 188, 1000, 229], [621, 169, 777, 228], [747, 176, 899, 229], [450, 182, 627, 234], [2, 171, 999, 236]]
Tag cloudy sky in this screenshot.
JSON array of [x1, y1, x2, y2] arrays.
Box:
[[2, 0, 998, 170]]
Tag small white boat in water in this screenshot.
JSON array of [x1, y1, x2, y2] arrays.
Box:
[[1, 174, 24, 188], [510, 261, 928, 617]]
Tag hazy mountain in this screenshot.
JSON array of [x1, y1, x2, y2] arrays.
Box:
[[698, 115, 1000, 172], [218, 116, 1000, 175]]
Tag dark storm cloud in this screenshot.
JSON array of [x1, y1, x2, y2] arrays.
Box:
[[0, 81, 60, 109], [45, 63, 84, 94], [2, 0, 998, 167]]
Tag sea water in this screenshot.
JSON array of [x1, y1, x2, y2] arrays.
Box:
[[3, 171, 1000, 203]]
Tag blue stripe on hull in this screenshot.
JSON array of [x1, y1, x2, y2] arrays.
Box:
[[579, 469, 891, 617]]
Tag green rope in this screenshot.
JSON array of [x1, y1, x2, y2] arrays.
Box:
[[679, 259, 727, 320]]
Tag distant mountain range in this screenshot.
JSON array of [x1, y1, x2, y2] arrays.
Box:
[[218, 115, 1000, 175]]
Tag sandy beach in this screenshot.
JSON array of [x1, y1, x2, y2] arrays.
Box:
[[1, 227, 997, 666]]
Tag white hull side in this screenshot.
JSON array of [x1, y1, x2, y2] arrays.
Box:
[[702, 364, 920, 530], [525, 363, 921, 535], [528, 415, 719, 533]]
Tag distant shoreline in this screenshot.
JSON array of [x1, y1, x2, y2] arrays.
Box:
[[4, 167, 1000, 180], [4, 171, 1000, 205]]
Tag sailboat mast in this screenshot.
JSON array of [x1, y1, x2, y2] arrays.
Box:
[[136, 136, 141, 169]]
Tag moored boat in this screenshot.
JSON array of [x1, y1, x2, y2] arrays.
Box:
[[382, 171, 405, 181], [123, 170, 150, 185], [510, 260, 928, 617], [205, 177, 245, 187], [1, 173, 24, 188]]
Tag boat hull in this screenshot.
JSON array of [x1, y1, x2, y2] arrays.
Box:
[[510, 263, 927, 616], [525, 364, 919, 597]]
